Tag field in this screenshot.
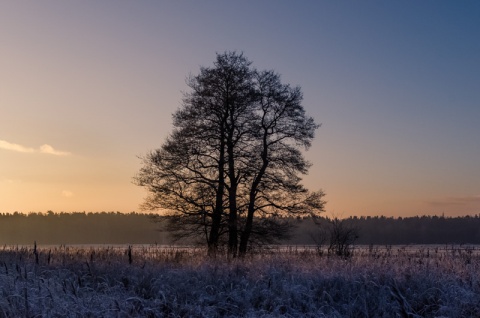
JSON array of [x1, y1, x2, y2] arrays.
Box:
[[0, 245, 479, 317]]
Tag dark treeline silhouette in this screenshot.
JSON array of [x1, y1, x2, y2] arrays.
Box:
[[1, 212, 480, 245], [356, 215, 480, 244], [292, 215, 480, 245], [0, 211, 165, 245]]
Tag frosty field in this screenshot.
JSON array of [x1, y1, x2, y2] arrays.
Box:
[[0, 245, 479, 317]]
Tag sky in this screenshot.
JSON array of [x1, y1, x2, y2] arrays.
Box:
[[1, 1, 479, 217]]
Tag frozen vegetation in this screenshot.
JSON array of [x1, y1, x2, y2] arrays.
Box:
[[0, 245, 479, 317]]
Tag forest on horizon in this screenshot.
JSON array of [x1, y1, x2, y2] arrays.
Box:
[[1, 211, 479, 246]]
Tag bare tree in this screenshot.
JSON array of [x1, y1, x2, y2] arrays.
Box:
[[238, 70, 323, 255], [327, 218, 359, 258], [311, 216, 359, 257], [135, 52, 324, 256]]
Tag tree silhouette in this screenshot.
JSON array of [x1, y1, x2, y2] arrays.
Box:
[[135, 52, 324, 256]]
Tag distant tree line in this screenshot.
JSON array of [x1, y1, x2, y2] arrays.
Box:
[[293, 215, 480, 245], [0, 212, 164, 245], [351, 215, 480, 245], [1, 212, 480, 245]]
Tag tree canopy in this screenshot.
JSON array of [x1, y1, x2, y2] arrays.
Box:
[[135, 52, 325, 256]]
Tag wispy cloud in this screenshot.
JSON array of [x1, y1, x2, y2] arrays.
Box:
[[0, 140, 35, 153], [62, 190, 73, 198], [0, 140, 71, 156], [0, 178, 17, 184], [427, 195, 480, 207], [40, 144, 71, 156]]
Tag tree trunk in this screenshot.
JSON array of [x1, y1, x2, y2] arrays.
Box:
[[227, 140, 238, 257], [226, 105, 239, 257], [239, 162, 268, 256], [208, 127, 226, 257], [238, 199, 255, 256], [227, 183, 238, 257], [239, 130, 269, 256]]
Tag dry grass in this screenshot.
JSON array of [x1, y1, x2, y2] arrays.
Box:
[[0, 244, 479, 317]]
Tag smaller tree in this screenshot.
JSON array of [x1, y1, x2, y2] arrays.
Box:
[[312, 217, 359, 258], [327, 218, 359, 258]]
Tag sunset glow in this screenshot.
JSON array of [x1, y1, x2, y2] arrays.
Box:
[[1, 1, 479, 217]]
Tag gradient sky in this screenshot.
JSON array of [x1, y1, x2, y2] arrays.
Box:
[[1, 1, 479, 217]]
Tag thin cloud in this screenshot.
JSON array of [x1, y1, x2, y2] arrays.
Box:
[[427, 195, 480, 207], [0, 178, 16, 184], [40, 144, 71, 156], [0, 140, 35, 153], [0, 139, 71, 156], [62, 190, 73, 198]]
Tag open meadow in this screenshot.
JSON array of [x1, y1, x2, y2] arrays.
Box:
[[0, 245, 479, 317]]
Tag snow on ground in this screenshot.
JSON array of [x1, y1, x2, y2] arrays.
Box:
[[0, 245, 479, 317]]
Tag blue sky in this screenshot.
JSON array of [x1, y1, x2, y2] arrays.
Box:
[[1, 1, 479, 216]]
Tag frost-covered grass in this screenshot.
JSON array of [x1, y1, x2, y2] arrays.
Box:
[[0, 245, 479, 317]]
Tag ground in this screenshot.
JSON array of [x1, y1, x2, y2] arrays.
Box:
[[0, 245, 479, 317]]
